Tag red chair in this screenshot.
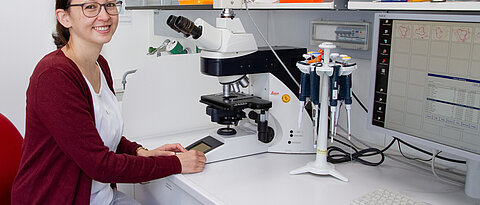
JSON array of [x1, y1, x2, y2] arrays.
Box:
[[0, 113, 23, 204]]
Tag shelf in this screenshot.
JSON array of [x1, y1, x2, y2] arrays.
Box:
[[125, 1, 337, 10], [348, 1, 480, 11], [126, 0, 480, 10], [126, 4, 213, 10], [245, 2, 335, 9]]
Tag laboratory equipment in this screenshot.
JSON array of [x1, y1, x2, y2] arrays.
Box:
[[334, 55, 353, 139], [165, 40, 190, 54], [290, 42, 357, 181], [147, 39, 170, 56], [368, 13, 480, 199], [311, 20, 370, 50], [148, 39, 190, 56], [297, 55, 311, 129], [166, 3, 315, 163]]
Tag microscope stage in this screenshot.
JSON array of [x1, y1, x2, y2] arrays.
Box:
[[200, 93, 272, 111]]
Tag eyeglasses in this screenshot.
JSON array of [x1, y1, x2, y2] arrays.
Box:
[[67, 1, 123, 18]]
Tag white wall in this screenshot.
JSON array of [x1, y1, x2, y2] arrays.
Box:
[[0, 3, 155, 136], [102, 10, 157, 91], [0, 1, 56, 135]]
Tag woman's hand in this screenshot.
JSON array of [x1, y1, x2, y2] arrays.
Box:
[[137, 143, 187, 157], [176, 150, 206, 174]]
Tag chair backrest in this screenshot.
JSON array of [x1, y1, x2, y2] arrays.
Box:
[[0, 113, 23, 204]]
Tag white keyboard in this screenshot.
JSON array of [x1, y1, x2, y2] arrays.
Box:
[[351, 188, 425, 205]]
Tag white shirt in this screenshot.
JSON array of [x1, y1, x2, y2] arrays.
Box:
[[83, 64, 124, 205]]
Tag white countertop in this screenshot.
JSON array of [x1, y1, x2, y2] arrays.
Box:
[[136, 131, 479, 205]]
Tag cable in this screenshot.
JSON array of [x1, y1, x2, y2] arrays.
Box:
[[398, 142, 432, 162], [335, 125, 467, 183], [327, 137, 397, 166], [395, 137, 466, 164], [351, 91, 368, 113], [243, 0, 300, 88], [431, 150, 464, 186], [387, 153, 466, 183]]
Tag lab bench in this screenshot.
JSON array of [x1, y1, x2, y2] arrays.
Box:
[[126, 129, 479, 205]]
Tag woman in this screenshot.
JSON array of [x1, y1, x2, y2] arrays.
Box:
[[11, 0, 206, 204]]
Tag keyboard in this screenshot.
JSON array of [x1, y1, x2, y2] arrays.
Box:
[[351, 188, 425, 205]]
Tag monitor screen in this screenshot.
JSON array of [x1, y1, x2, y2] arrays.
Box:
[[368, 13, 480, 160]]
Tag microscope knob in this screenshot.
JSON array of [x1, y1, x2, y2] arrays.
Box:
[[248, 111, 259, 122]]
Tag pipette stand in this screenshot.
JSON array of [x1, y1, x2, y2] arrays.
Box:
[[290, 42, 356, 182]]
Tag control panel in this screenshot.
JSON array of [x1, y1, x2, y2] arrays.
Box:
[[311, 20, 370, 50]]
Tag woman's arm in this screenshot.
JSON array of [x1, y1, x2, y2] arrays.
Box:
[[116, 136, 141, 155], [34, 68, 181, 183]]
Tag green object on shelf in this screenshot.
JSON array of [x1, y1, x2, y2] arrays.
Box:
[[167, 40, 187, 54], [148, 47, 156, 54]]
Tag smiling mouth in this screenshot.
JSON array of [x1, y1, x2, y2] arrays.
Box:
[[93, 25, 110, 31]]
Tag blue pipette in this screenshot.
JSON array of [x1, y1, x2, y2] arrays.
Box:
[[343, 74, 352, 140], [334, 76, 345, 137], [297, 61, 311, 128], [329, 65, 340, 142]]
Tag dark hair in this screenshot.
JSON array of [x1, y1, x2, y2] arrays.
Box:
[[52, 0, 71, 49]]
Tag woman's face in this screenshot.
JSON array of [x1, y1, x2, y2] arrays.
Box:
[[64, 0, 119, 46]]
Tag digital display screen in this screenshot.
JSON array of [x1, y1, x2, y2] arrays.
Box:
[[372, 17, 480, 155], [189, 142, 211, 153]]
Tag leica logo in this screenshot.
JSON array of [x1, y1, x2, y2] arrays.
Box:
[[270, 91, 279, 95]]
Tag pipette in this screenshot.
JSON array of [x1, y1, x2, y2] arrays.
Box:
[[297, 60, 311, 129], [310, 62, 320, 146], [329, 65, 340, 143], [330, 53, 341, 137], [340, 55, 353, 140], [334, 84, 343, 137], [343, 74, 352, 140]]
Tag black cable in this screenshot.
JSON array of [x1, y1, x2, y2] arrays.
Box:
[[395, 137, 466, 164], [330, 136, 358, 152], [398, 142, 432, 162], [327, 137, 397, 166], [352, 91, 368, 113]]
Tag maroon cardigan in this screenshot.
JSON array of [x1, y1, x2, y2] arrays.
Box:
[[11, 49, 181, 205]]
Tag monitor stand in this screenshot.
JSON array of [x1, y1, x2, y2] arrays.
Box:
[[465, 159, 480, 199]]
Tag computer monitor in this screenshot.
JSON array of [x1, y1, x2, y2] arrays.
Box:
[[368, 13, 480, 199]]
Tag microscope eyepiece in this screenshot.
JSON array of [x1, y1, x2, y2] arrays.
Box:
[[166, 15, 182, 34], [166, 15, 202, 39]]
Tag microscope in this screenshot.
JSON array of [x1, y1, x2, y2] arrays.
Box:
[[167, 0, 315, 163]]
